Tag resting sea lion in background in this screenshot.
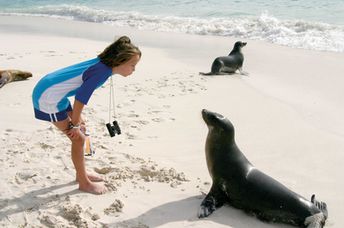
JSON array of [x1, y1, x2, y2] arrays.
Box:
[[0, 69, 32, 88], [199, 109, 328, 228], [200, 41, 248, 76]]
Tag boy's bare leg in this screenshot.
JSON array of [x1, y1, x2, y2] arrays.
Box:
[[66, 111, 104, 182], [53, 119, 107, 194]]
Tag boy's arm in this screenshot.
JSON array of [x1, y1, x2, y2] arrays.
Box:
[[71, 99, 85, 126]]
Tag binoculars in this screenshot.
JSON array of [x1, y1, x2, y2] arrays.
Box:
[[106, 121, 121, 137]]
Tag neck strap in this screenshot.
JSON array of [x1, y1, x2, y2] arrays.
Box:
[[109, 76, 116, 123]]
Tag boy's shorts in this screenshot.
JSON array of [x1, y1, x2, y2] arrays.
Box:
[[34, 104, 73, 122]]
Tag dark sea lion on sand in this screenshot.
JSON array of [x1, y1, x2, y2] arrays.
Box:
[[200, 41, 248, 76], [0, 69, 32, 88], [198, 109, 328, 227]]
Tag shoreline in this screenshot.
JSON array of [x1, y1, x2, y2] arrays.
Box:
[[1, 15, 343, 227]]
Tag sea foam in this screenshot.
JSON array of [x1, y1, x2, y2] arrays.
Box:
[[1, 5, 344, 53]]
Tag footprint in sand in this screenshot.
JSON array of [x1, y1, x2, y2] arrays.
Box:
[[60, 200, 100, 227], [126, 133, 137, 139], [40, 213, 67, 228], [134, 120, 150, 125], [151, 117, 164, 122], [127, 113, 140, 118], [39, 142, 55, 150]]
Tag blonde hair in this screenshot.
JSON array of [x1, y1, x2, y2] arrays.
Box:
[[98, 36, 141, 67]]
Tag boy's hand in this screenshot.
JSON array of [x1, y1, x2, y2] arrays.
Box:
[[66, 127, 82, 140], [64, 122, 85, 140]]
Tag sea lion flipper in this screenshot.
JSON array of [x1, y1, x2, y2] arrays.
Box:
[[199, 72, 213, 76], [239, 69, 249, 76], [311, 194, 328, 219], [198, 183, 227, 218]]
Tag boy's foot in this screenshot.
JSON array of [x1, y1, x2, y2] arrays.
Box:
[[79, 182, 107, 195], [76, 173, 104, 182]]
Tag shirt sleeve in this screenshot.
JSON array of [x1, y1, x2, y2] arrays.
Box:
[[75, 62, 112, 105]]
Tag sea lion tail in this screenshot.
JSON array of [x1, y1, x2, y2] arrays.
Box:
[[199, 72, 213, 76], [10, 70, 33, 81]]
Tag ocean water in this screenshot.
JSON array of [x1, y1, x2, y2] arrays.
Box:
[[1, 0, 344, 53]]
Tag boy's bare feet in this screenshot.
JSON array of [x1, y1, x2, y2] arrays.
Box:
[[79, 182, 107, 195], [76, 173, 104, 182]]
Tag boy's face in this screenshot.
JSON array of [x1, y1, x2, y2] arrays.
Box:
[[113, 54, 140, 77]]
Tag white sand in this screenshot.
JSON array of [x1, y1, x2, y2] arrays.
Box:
[[0, 15, 343, 227]]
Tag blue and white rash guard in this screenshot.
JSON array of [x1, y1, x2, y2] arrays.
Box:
[[32, 57, 113, 122]]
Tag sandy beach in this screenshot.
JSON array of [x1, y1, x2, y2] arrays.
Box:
[[1, 15, 343, 227]]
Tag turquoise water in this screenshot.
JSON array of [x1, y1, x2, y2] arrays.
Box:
[[1, 0, 344, 52]]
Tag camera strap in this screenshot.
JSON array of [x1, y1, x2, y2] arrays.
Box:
[[109, 75, 116, 123]]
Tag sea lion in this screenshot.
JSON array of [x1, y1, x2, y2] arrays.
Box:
[[200, 41, 248, 76], [198, 109, 328, 227], [0, 69, 32, 88]]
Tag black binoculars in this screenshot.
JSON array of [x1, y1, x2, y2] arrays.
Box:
[[106, 121, 121, 137]]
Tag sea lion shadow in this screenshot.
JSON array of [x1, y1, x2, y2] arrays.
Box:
[[109, 195, 292, 228], [199, 72, 249, 77]]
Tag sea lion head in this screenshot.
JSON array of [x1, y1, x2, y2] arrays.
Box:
[[202, 109, 237, 177], [202, 109, 235, 140], [234, 41, 247, 49]]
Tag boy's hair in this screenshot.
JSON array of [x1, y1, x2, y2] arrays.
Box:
[[98, 36, 141, 67]]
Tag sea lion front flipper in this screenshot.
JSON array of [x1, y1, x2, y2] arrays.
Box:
[[198, 183, 227, 218], [238, 67, 249, 76], [199, 72, 214, 76]]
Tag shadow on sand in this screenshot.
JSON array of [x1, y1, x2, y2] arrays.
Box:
[[0, 181, 79, 221], [108, 195, 292, 228]]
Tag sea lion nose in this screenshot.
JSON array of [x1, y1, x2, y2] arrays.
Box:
[[202, 109, 209, 116]]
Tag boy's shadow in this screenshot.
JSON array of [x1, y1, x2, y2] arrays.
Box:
[[109, 195, 291, 228], [0, 181, 79, 220]]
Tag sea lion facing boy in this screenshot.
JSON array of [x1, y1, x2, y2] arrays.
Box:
[[199, 109, 328, 227]]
